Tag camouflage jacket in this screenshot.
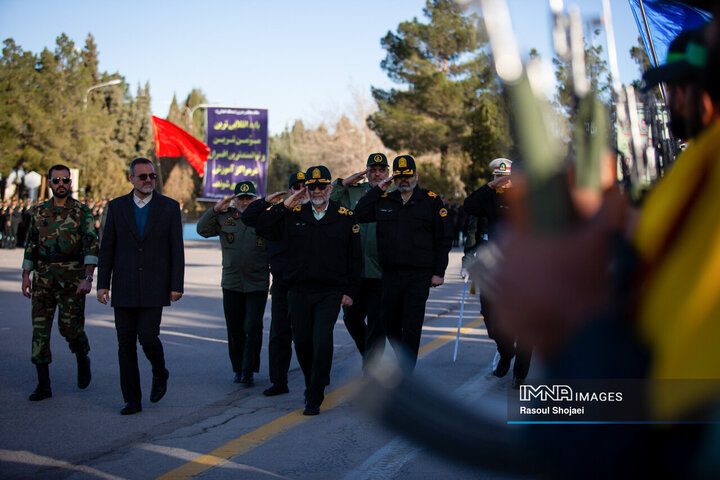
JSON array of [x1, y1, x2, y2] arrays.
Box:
[[22, 197, 99, 288]]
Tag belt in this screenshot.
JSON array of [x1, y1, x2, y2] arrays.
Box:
[[38, 254, 83, 263]]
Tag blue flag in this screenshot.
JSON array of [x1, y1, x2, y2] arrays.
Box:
[[627, 0, 712, 67]]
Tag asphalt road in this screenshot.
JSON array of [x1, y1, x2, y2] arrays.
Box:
[[0, 240, 530, 480]]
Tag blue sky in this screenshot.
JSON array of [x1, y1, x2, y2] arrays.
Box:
[[1, 0, 643, 135]]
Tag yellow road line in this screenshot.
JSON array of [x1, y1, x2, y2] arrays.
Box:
[[157, 316, 485, 480]]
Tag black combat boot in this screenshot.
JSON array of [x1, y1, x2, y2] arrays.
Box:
[[77, 354, 91, 389], [29, 364, 52, 401]]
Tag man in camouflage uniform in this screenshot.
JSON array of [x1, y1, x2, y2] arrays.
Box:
[[21, 164, 98, 401]]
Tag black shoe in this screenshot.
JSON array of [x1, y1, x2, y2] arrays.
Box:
[[77, 355, 91, 389], [263, 384, 289, 396], [493, 357, 511, 378], [233, 373, 242, 383], [29, 364, 52, 401], [121, 402, 142, 415], [303, 405, 320, 416], [150, 369, 169, 403], [239, 373, 254, 387], [29, 385, 52, 401], [512, 377, 524, 390]]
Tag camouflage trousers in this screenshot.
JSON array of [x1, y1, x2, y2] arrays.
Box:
[[31, 280, 90, 365]]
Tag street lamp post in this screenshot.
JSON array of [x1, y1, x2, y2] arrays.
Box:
[[83, 79, 122, 110]]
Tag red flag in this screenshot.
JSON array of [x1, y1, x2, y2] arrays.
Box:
[[151, 116, 211, 177]]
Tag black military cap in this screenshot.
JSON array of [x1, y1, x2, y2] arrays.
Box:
[[305, 165, 332, 184], [642, 27, 707, 90], [234, 181, 257, 197], [392, 155, 416, 177], [288, 171, 307, 188], [366, 153, 389, 167]]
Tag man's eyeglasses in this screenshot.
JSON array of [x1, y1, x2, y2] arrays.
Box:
[[134, 173, 158, 181], [291, 183, 305, 191], [51, 177, 70, 185], [307, 183, 328, 191]]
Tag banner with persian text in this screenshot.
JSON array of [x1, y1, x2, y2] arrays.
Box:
[[202, 107, 268, 199]]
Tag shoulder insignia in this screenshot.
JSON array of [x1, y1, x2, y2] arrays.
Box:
[[352, 224, 360, 234], [293, 205, 302, 212], [338, 206, 348, 215], [266, 206, 272, 211], [439, 208, 448, 218], [427, 191, 437, 198], [380, 193, 388, 198]]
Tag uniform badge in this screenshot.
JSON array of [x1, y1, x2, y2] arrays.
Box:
[[293, 205, 302, 212], [227, 233, 235, 243], [338, 206, 348, 215], [427, 191, 437, 198], [297, 172, 306, 180], [373, 154, 383, 163], [256, 237, 264, 246], [312, 168, 321, 179], [398, 157, 407, 168], [240, 184, 250, 192], [352, 224, 360, 233], [439, 208, 448, 217]]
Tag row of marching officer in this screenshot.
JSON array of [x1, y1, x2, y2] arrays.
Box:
[[198, 153, 453, 416]]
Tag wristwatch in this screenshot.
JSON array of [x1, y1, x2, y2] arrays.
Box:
[[84, 275, 94, 282]]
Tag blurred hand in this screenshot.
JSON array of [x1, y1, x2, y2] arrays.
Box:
[[97, 288, 110, 305], [283, 188, 308, 209], [21, 274, 31, 298], [430, 275, 444, 287], [170, 291, 183, 302], [266, 191, 287, 204], [341, 295, 353, 307], [76, 279, 92, 295], [342, 169, 368, 187], [488, 176, 513, 190], [213, 195, 234, 212], [378, 176, 394, 192]]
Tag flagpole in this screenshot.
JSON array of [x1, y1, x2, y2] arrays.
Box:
[[637, 0, 668, 104]]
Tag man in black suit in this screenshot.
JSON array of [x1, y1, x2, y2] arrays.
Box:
[[97, 157, 185, 415]]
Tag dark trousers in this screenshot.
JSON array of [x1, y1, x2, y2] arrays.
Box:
[[480, 293, 532, 379], [381, 269, 432, 370], [222, 289, 268, 375], [341, 278, 384, 362], [288, 289, 342, 407], [114, 307, 166, 405], [268, 281, 292, 386]]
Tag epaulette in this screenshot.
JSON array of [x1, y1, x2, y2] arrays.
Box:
[[427, 191, 437, 198], [293, 205, 302, 212], [380, 193, 388, 198]]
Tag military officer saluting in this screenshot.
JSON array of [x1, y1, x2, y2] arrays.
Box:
[[21, 164, 97, 401], [355, 155, 453, 370], [197, 181, 270, 386], [256, 165, 361, 415]]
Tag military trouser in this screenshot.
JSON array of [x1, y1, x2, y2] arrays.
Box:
[[481, 293, 532, 379], [31, 280, 90, 365], [288, 289, 342, 408], [341, 278, 384, 363], [222, 289, 268, 376], [268, 281, 292, 386], [381, 268, 432, 371]]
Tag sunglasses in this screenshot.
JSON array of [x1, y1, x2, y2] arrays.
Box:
[[134, 173, 158, 181], [307, 183, 328, 191], [51, 177, 70, 185]]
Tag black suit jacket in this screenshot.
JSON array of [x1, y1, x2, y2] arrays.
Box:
[[98, 191, 184, 307]]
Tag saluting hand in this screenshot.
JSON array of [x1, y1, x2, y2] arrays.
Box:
[[341, 295, 353, 307], [377, 175, 394, 192], [342, 169, 368, 187], [488, 176, 512, 190], [213, 195, 234, 212], [266, 191, 287, 204], [283, 188, 308, 210], [97, 288, 110, 305]]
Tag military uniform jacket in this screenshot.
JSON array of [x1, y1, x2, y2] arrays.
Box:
[[196, 206, 269, 293], [22, 197, 99, 288], [463, 184, 509, 240], [331, 180, 382, 280], [254, 200, 361, 299], [241, 199, 287, 283], [354, 185, 453, 277]]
